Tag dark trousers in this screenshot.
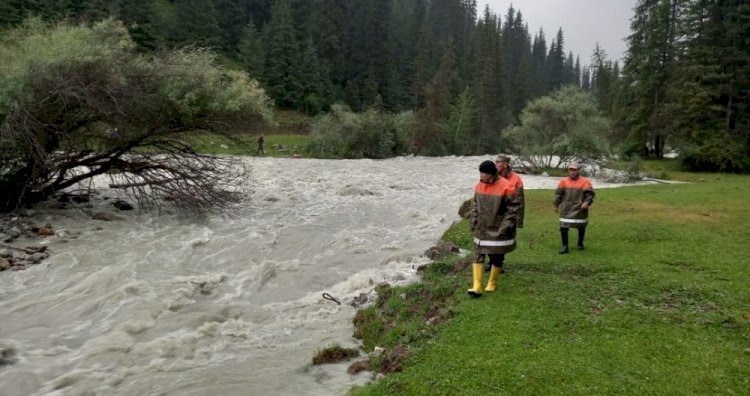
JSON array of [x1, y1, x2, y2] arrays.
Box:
[[477, 253, 505, 268], [560, 227, 586, 246]]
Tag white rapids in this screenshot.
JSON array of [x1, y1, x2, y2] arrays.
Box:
[[0, 155, 642, 395]]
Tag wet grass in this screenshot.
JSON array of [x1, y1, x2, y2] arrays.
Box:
[[312, 344, 360, 365], [190, 110, 313, 157], [190, 132, 311, 157], [349, 174, 750, 395]]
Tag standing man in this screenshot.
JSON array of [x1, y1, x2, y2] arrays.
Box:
[[554, 161, 595, 254], [468, 160, 521, 297], [495, 156, 524, 228], [256, 134, 265, 155], [492, 155, 525, 274]]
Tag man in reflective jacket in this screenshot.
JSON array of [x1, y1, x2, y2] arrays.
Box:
[[554, 161, 595, 254], [468, 160, 521, 297]]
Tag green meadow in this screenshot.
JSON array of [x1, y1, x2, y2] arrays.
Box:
[[190, 110, 312, 156], [350, 167, 750, 395], [190, 132, 310, 156]]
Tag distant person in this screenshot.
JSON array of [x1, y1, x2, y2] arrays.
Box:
[[554, 161, 595, 254], [256, 134, 265, 155], [468, 160, 521, 297], [491, 155, 525, 273]]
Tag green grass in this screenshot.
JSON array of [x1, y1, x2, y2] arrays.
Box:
[[189, 110, 314, 156], [350, 174, 750, 395], [604, 158, 715, 181]]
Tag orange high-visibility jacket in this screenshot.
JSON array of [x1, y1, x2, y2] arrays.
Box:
[[470, 176, 521, 254], [554, 176, 595, 228], [502, 170, 525, 228]]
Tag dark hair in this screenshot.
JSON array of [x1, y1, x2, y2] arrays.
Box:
[[479, 160, 497, 175]]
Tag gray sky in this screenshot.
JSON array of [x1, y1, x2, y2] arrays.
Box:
[[477, 0, 636, 64]]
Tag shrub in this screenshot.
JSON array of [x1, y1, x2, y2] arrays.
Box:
[[680, 141, 747, 173], [307, 104, 414, 159], [0, 18, 273, 214], [502, 85, 612, 169]]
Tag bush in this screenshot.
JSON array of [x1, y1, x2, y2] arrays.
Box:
[[680, 142, 746, 173], [625, 155, 643, 181], [502, 85, 612, 169], [0, 18, 273, 214], [307, 104, 415, 159]]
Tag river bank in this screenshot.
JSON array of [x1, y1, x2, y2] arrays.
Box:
[[0, 155, 678, 395], [346, 172, 750, 395]]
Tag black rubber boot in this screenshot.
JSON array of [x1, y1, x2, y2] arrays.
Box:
[[577, 227, 586, 250], [559, 228, 569, 254]]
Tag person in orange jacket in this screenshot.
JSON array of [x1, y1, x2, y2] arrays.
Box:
[[490, 155, 525, 273], [554, 161, 595, 254], [467, 160, 521, 297]]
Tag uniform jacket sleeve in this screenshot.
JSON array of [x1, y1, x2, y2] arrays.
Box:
[[469, 196, 477, 231], [553, 183, 564, 208], [498, 193, 521, 236], [584, 186, 595, 206]]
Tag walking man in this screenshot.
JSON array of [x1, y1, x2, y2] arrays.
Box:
[[468, 160, 521, 297], [554, 161, 595, 254], [491, 155, 525, 273], [495, 155, 525, 229], [256, 134, 265, 155]]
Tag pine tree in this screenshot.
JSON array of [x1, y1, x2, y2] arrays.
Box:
[[531, 28, 548, 97], [546, 28, 566, 91], [117, 0, 167, 50], [171, 0, 222, 48], [215, 0, 248, 51], [662, 0, 750, 171], [581, 66, 591, 90], [307, 0, 349, 102], [263, 0, 303, 108], [472, 6, 509, 152], [413, 5, 433, 110], [503, 6, 533, 119], [617, 0, 683, 158], [299, 37, 326, 114], [238, 19, 264, 78]]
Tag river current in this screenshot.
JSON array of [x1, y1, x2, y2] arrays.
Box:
[[0, 155, 636, 395]]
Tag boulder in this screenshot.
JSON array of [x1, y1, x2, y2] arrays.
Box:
[[92, 212, 123, 221], [424, 241, 460, 260], [113, 200, 134, 210], [458, 198, 473, 219]]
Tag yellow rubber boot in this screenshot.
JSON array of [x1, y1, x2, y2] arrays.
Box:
[[467, 263, 484, 297], [484, 266, 501, 292]]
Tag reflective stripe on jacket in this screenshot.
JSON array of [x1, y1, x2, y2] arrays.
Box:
[[553, 176, 595, 228], [470, 176, 521, 254]]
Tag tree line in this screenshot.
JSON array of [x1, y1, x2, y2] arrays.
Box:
[[613, 0, 749, 172], [1, 0, 747, 173], [1, 0, 590, 155]]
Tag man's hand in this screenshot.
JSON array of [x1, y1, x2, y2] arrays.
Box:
[[581, 202, 589, 209]]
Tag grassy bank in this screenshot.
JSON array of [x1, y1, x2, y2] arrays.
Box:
[[349, 171, 750, 395], [191, 110, 313, 156]]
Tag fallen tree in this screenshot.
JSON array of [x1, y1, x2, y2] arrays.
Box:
[[0, 18, 273, 215]]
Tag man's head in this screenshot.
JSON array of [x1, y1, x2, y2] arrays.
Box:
[[567, 161, 581, 179], [494, 155, 511, 172], [479, 160, 497, 183]]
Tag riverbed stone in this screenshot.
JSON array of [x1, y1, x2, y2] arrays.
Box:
[[27, 252, 48, 264], [92, 212, 123, 221], [113, 200, 134, 210]]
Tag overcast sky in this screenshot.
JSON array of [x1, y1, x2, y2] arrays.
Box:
[[477, 0, 636, 64]]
